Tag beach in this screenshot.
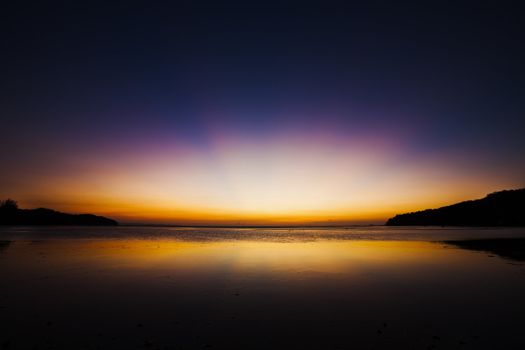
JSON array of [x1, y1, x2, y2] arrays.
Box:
[[1, 226, 525, 349]]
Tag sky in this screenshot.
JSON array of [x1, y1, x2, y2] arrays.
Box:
[[1, 1, 524, 224]]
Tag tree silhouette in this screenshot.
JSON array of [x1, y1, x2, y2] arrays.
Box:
[[0, 198, 18, 211]]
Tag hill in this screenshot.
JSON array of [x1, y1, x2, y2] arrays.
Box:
[[386, 189, 525, 226], [0, 199, 118, 226]]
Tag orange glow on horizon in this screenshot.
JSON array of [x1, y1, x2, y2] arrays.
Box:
[[4, 131, 523, 224]]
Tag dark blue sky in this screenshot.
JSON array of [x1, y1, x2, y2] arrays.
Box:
[[3, 1, 524, 137]]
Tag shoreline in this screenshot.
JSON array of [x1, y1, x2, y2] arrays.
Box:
[[444, 237, 525, 261]]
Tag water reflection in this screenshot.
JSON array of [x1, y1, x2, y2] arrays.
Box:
[[1, 238, 524, 349], [5, 239, 475, 276]]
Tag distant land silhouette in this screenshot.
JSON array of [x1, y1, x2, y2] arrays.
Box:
[[386, 189, 525, 226], [0, 199, 118, 226]]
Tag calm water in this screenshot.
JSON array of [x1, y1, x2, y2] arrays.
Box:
[[1, 226, 525, 349]]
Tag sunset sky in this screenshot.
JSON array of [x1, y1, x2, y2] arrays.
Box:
[[1, 1, 524, 224]]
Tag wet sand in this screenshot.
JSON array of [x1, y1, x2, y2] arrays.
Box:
[[444, 237, 525, 261], [1, 228, 525, 349]]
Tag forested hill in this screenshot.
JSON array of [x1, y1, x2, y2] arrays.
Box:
[[386, 189, 525, 226], [0, 199, 118, 226]]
